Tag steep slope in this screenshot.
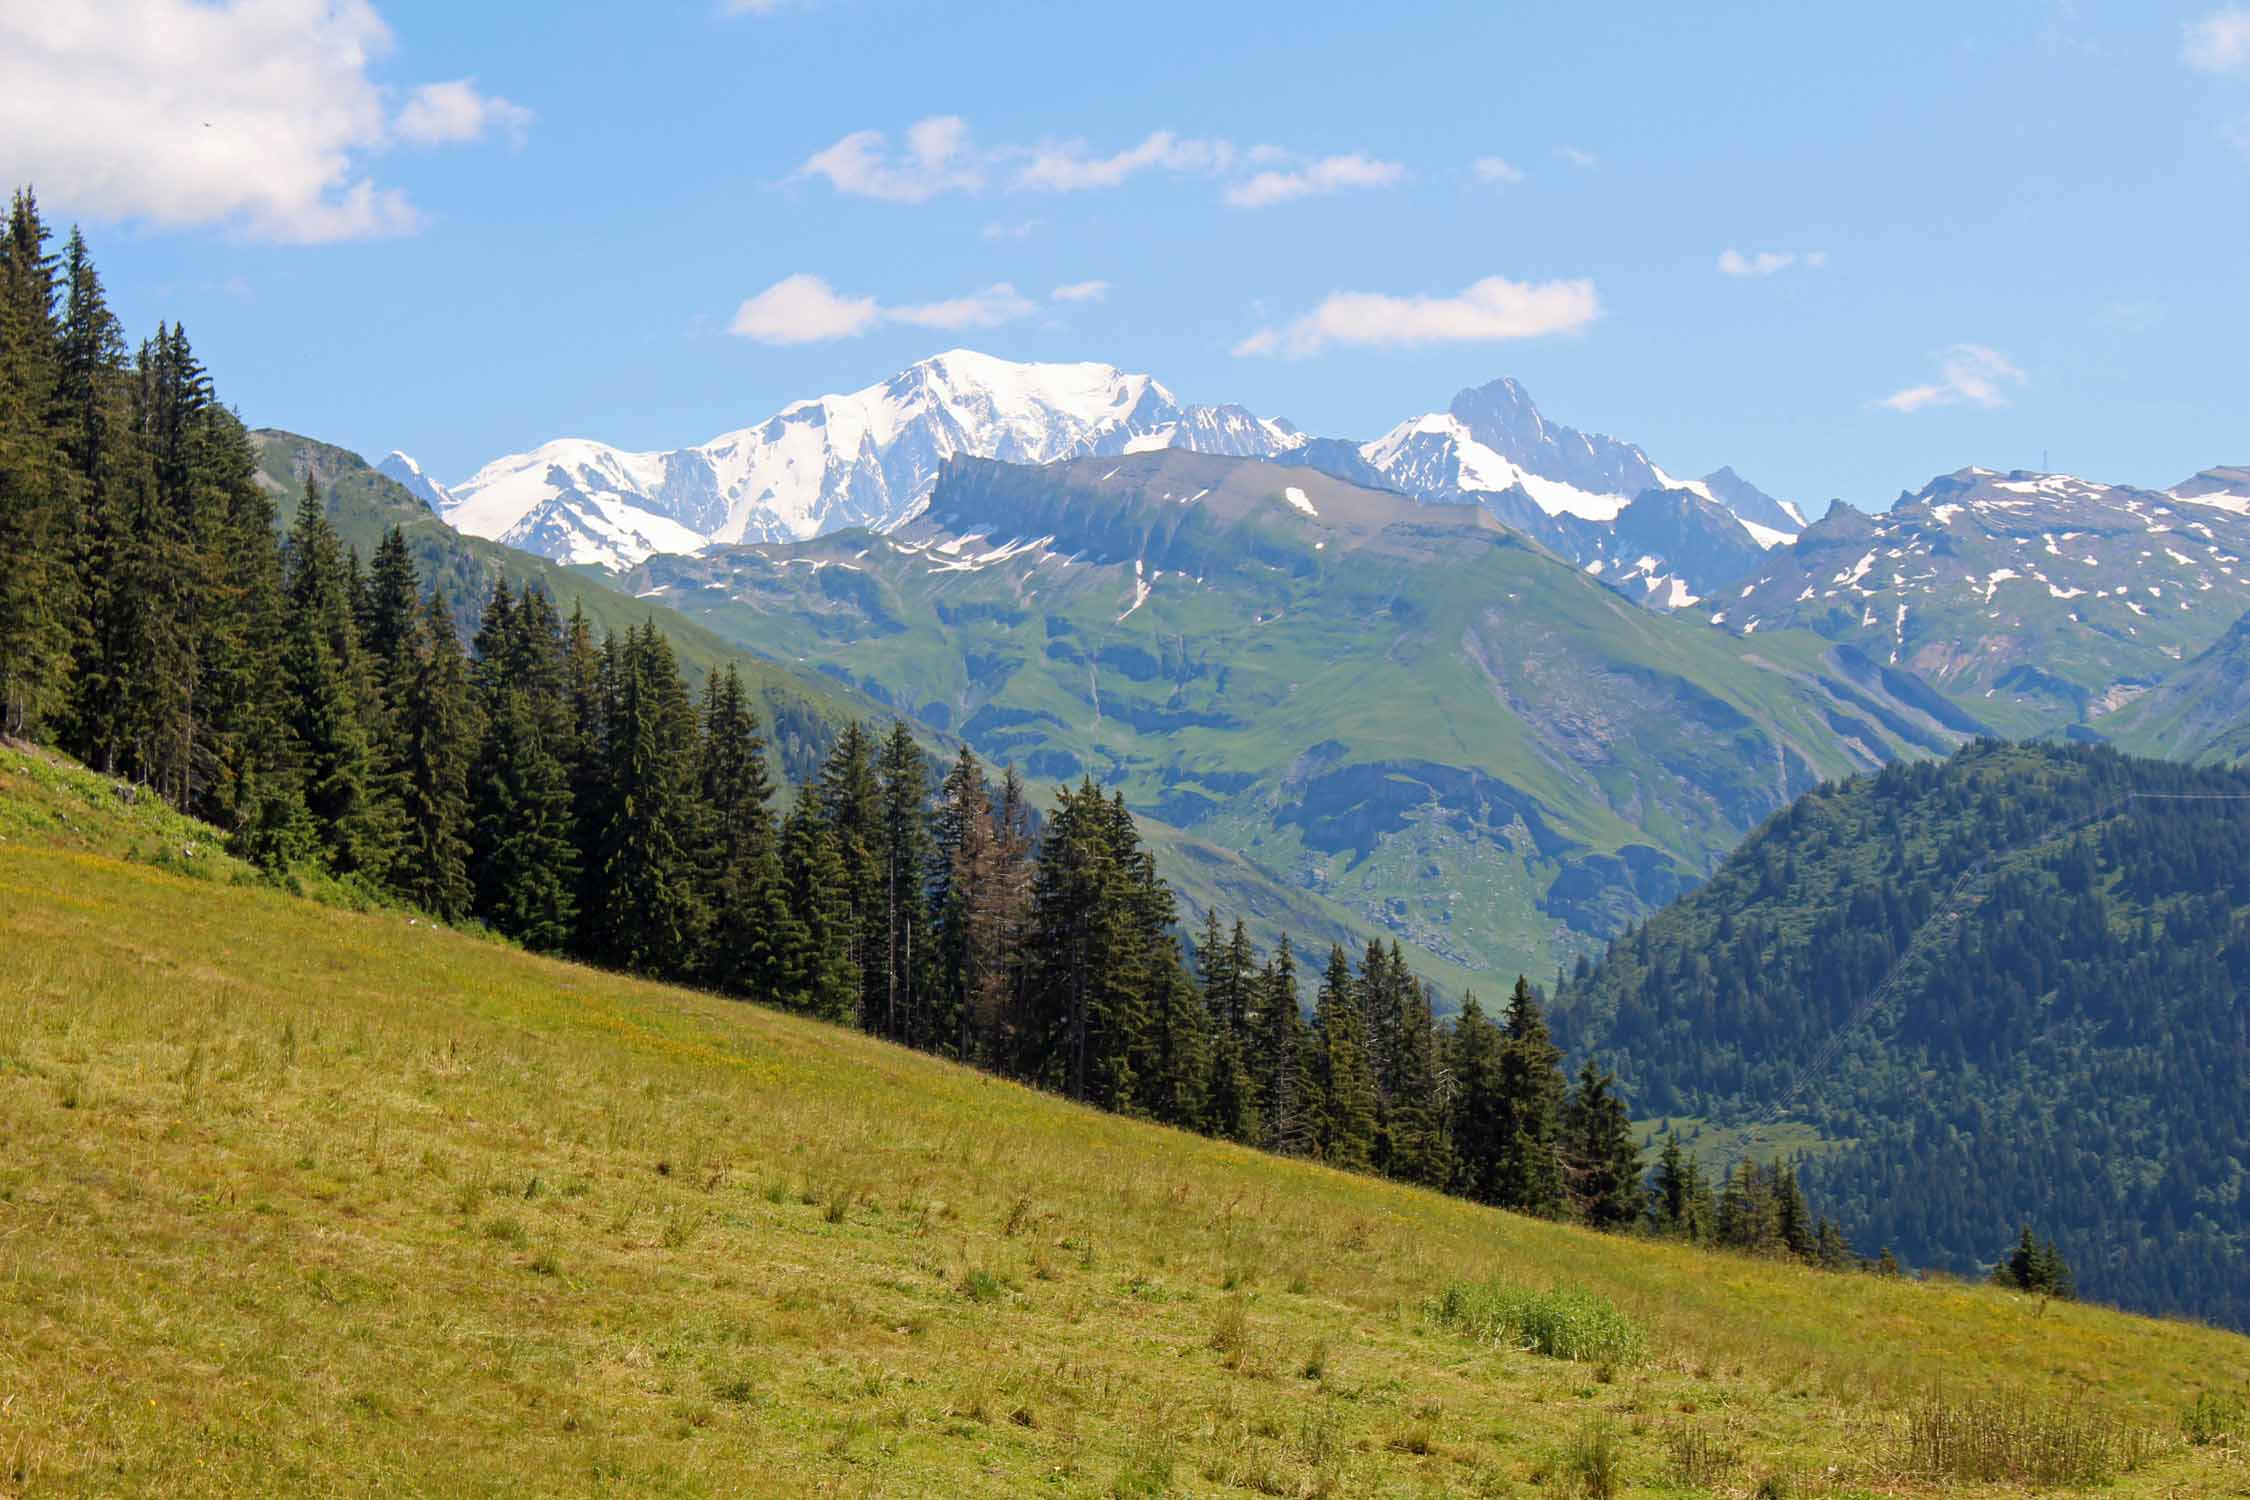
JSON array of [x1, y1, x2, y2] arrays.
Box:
[[1713, 468, 2250, 738], [439, 350, 1304, 568], [376, 449, 454, 512], [627, 450, 1977, 989], [4, 747, 2243, 1495], [1553, 741, 2250, 1328], [2106, 607, 2250, 765]]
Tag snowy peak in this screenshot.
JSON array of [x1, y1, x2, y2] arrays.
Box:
[[437, 350, 1306, 570], [377, 451, 454, 514], [1356, 376, 1799, 544]]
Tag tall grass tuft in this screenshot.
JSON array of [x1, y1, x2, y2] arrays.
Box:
[[1893, 1390, 2154, 1487], [1430, 1280, 1648, 1366], [2184, 1389, 2246, 1448]]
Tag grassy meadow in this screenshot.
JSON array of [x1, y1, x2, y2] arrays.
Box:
[[1, 744, 2246, 1497]]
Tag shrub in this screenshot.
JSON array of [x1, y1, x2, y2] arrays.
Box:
[[1430, 1281, 1648, 1366]]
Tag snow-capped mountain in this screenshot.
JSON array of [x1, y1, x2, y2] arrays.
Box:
[[432, 350, 1304, 570], [377, 451, 456, 514], [1712, 464, 2250, 734], [420, 352, 1815, 607]]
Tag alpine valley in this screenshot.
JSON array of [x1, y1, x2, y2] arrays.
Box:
[[383, 351, 2250, 991]]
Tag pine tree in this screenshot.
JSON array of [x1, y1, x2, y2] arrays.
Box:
[[1560, 1062, 1646, 1230], [1715, 1160, 1779, 1253], [1140, 951, 1213, 1129], [1379, 955, 1452, 1187], [1254, 936, 1313, 1155], [1773, 1162, 1816, 1262]]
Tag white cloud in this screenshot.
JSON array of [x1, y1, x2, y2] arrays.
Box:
[[888, 282, 1036, 331], [1233, 274, 1601, 358], [1050, 280, 1109, 304], [1006, 129, 1236, 192], [0, 0, 529, 243], [1718, 247, 1826, 277], [981, 218, 1039, 240], [1877, 344, 2026, 413], [1558, 145, 1599, 168], [796, 116, 984, 202], [798, 116, 1407, 205], [2183, 7, 2250, 72], [727, 273, 1039, 343], [1472, 156, 1526, 185], [1221, 152, 1405, 208], [724, 0, 808, 12], [729, 274, 881, 343], [394, 79, 533, 149]]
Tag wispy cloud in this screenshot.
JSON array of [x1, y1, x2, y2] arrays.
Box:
[[1471, 156, 1526, 185], [394, 80, 533, 150], [1221, 152, 1405, 208], [1050, 280, 1110, 304], [1718, 248, 1827, 277], [2183, 7, 2250, 72], [727, 273, 1036, 343], [981, 218, 1039, 240], [796, 116, 1404, 206], [0, 0, 531, 243], [1233, 273, 1600, 358], [1007, 129, 1238, 192], [1557, 145, 1598, 169], [795, 116, 984, 202], [724, 0, 811, 13], [1876, 344, 2026, 413]]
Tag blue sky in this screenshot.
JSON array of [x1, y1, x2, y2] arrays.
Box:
[[8, 0, 2249, 508]]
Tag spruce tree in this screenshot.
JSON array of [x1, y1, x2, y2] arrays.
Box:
[[469, 683, 579, 951], [281, 478, 382, 875], [589, 623, 706, 975], [1560, 1062, 1646, 1230], [1446, 994, 1506, 1203], [1491, 976, 1566, 1215], [875, 719, 934, 1042], [1313, 943, 1377, 1169], [816, 721, 885, 1028], [397, 590, 478, 921], [0, 189, 73, 739], [699, 664, 787, 998], [780, 785, 857, 1021]]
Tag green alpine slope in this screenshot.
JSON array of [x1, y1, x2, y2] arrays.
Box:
[[245, 432, 1458, 983], [1552, 740, 2250, 1329], [623, 450, 1980, 989]]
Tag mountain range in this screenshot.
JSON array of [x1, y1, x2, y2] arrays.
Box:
[[390, 352, 1805, 601]]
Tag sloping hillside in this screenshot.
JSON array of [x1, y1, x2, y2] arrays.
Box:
[[1554, 741, 2250, 1328], [2, 743, 2245, 1496], [630, 450, 1978, 988], [247, 430, 1445, 984]]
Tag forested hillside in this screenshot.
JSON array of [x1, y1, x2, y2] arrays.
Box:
[[1554, 741, 2250, 1327]]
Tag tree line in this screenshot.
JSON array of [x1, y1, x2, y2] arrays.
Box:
[[3, 188, 1921, 1273]]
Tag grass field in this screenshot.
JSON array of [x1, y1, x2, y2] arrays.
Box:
[[2, 744, 2246, 1497]]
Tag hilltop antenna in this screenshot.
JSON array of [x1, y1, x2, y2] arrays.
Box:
[[2042, 448, 2049, 474]]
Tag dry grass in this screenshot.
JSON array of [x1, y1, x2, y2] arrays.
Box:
[[2, 746, 2248, 1495]]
